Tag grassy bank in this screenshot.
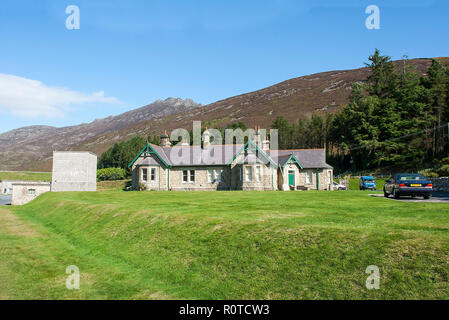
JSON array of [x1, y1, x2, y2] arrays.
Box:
[[348, 178, 386, 191], [0, 171, 51, 182], [97, 179, 130, 191], [1, 191, 449, 299]]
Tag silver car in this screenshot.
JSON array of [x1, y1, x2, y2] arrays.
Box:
[[333, 181, 347, 191]]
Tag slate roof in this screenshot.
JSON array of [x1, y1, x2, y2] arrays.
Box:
[[132, 143, 333, 169], [268, 149, 333, 169]]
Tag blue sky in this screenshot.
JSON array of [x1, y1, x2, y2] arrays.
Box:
[[0, 0, 448, 133]]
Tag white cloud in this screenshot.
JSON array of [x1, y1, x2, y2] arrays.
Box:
[[0, 73, 120, 118]]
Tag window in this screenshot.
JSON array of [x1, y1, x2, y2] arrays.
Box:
[[255, 166, 262, 182], [327, 171, 332, 184], [208, 169, 223, 183], [151, 168, 156, 181], [28, 189, 36, 195], [215, 169, 223, 182], [142, 168, 148, 182], [398, 174, 426, 181], [208, 170, 214, 183], [306, 171, 313, 184], [183, 170, 195, 183], [245, 167, 253, 182]]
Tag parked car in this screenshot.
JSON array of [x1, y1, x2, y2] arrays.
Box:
[[360, 176, 377, 190], [332, 181, 347, 191], [384, 173, 433, 199]]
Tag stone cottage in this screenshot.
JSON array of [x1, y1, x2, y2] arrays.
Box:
[[129, 128, 333, 191]]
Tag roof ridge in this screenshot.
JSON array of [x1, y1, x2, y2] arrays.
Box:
[[277, 148, 325, 151]]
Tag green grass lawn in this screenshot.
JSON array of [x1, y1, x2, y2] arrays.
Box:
[[0, 171, 51, 182], [1, 190, 449, 300], [348, 178, 386, 191]]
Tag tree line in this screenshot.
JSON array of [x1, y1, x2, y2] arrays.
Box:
[[273, 50, 449, 173]]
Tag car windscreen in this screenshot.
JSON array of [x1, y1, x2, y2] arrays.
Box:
[[364, 179, 375, 182], [397, 174, 426, 181]]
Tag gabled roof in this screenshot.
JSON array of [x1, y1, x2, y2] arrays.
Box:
[[226, 140, 277, 167], [269, 149, 332, 169], [129, 142, 333, 169], [128, 143, 170, 168], [161, 144, 243, 166], [277, 153, 303, 169]]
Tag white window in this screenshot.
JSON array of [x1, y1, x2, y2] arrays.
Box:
[[208, 170, 214, 183], [255, 166, 262, 182], [327, 171, 332, 184], [151, 168, 156, 181], [142, 168, 148, 182], [208, 169, 223, 183], [215, 169, 223, 182], [245, 167, 253, 182], [306, 171, 313, 184], [28, 189, 36, 195], [183, 170, 195, 183]]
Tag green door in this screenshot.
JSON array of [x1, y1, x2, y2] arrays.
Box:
[[288, 171, 295, 186]]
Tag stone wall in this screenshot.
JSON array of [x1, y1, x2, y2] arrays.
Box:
[[169, 166, 232, 191], [430, 177, 449, 192], [11, 182, 51, 205], [231, 154, 278, 191], [51, 151, 97, 192]]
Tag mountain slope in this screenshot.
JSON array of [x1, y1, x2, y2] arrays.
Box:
[[1, 58, 447, 172], [0, 98, 201, 171], [73, 58, 442, 162]]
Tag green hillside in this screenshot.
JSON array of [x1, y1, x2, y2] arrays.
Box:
[[0, 171, 51, 182]]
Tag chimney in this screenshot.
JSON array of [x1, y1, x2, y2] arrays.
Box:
[[160, 130, 171, 147], [262, 137, 270, 151], [254, 126, 262, 149], [203, 127, 211, 149]]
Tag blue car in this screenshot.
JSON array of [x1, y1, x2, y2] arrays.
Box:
[[360, 176, 377, 190], [383, 173, 433, 200]]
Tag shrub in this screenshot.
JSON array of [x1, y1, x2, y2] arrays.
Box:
[[138, 182, 147, 191], [97, 168, 126, 181], [437, 165, 449, 177], [425, 171, 439, 178]]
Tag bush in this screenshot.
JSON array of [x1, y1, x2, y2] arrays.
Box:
[[97, 168, 126, 181], [419, 169, 439, 178], [437, 165, 449, 177], [138, 182, 147, 191], [424, 171, 439, 178]]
